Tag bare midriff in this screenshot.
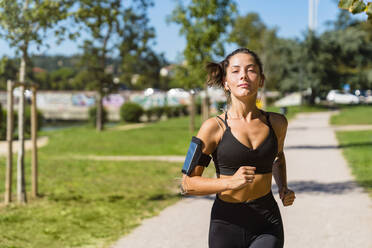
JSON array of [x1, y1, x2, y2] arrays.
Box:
[[218, 172, 272, 203]]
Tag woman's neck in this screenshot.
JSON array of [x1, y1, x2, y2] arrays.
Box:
[[227, 94, 260, 120]]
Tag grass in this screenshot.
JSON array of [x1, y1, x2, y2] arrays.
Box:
[[330, 105, 372, 125], [37, 115, 203, 157], [0, 159, 183, 248], [335, 130, 372, 197], [0, 114, 220, 248], [266, 104, 330, 121]]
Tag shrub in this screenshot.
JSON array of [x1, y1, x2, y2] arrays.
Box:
[[180, 105, 189, 116], [196, 101, 202, 114], [120, 102, 144, 123], [88, 106, 108, 127], [0, 105, 44, 140], [216, 101, 226, 112], [171, 106, 180, 117], [163, 106, 173, 118], [144, 108, 156, 122], [151, 106, 164, 119], [0, 104, 4, 140]]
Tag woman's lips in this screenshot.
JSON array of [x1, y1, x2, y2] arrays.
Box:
[[238, 84, 249, 88]]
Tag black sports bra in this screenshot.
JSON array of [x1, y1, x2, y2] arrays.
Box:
[[211, 110, 278, 175]]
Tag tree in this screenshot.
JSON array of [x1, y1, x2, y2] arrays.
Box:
[[0, 56, 18, 90], [338, 0, 372, 21], [118, 4, 165, 90], [228, 12, 281, 107], [73, 0, 154, 131], [0, 0, 72, 203], [169, 0, 237, 126]]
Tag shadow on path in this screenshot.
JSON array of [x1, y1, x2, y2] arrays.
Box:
[[273, 180, 369, 195], [286, 141, 372, 150], [183, 180, 370, 202]]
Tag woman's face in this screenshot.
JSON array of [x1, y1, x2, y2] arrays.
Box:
[[224, 53, 263, 98]]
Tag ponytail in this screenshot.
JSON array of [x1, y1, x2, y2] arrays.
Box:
[[206, 62, 224, 88]]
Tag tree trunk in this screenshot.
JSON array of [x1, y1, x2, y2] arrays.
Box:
[[96, 91, 103, 131], [189, 91, 195, 134], [201, 83, 210, 122], [17, 53, 27, 204], [5, 80, 14, 204], [31, 86, 38, 198]]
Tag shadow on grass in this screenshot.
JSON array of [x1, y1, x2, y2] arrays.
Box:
[[147, 193, 181, 201], [285, 141, 372, 150], [44, 192, 181, 203]]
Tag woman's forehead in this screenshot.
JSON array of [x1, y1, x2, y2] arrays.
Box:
[[228, 53, 256, 67]]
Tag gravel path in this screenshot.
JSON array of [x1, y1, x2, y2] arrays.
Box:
[[111, 112, 372, 248]]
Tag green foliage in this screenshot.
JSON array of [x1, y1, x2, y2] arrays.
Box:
[[0, 106, 44, 140], [147, 106, 163, 120], [228, 12, 280, 90], [0, 56, 18, 89], [0, 103, 4, 139], [0, 0, 72, 51], [228, 10, 372, 102], [338, 0, 371, 20], [169, 0, 237, 89], [120, 102, 144, 123], [118, 3, 167, 90], [88, 106, 108, 127]]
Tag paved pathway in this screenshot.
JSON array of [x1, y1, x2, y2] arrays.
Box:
[[110, 112, 371, 247], [0, 136, 49, 157]]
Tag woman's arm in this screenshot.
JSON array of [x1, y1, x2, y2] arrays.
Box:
[[181, 117, 255, 196], [272, 151, 287, 191], [181, 167, 230, 196], [270, 112, 295, 206]]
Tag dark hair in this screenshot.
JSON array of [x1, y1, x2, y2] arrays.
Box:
[[206, 48, 264, 105]]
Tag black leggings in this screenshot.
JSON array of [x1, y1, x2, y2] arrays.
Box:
[[209, 191, 284, 248]]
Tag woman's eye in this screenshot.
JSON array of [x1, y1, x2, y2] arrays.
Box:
[[232, 71, 238, 73]]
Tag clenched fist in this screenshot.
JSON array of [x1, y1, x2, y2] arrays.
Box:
[[227, 166, 256, 190], [279, 187, 295, 206]]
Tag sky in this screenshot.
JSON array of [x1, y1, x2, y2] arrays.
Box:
[[0, 0, 367, 63]]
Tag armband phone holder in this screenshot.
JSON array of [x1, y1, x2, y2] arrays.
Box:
[[181, 136, 211, 175]]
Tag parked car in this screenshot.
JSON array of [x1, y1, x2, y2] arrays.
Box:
[[355, 89, 372, 104], [326, 90, 359, 104]]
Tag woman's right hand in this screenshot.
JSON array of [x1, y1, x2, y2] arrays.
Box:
[[226, 166, 256, 190]]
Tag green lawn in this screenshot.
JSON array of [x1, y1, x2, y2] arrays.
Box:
[[0, 115, 211, 248], [336, 130, 372, 197], [37, 115, 203, 157], [266, 104, 330, 121], [330, 105, 372, 125]]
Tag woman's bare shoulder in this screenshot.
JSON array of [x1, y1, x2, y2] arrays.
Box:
[[196, 116, 223, 154], [266, 111, 288, 137], [268, 112, 288, 128]]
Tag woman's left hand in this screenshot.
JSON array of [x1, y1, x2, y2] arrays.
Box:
[[279, 187, 295, 206]]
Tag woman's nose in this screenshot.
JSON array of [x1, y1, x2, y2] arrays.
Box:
[[240, 71, 249, 81]]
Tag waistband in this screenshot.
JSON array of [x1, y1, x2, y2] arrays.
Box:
[[215, 190, 274, 206]]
